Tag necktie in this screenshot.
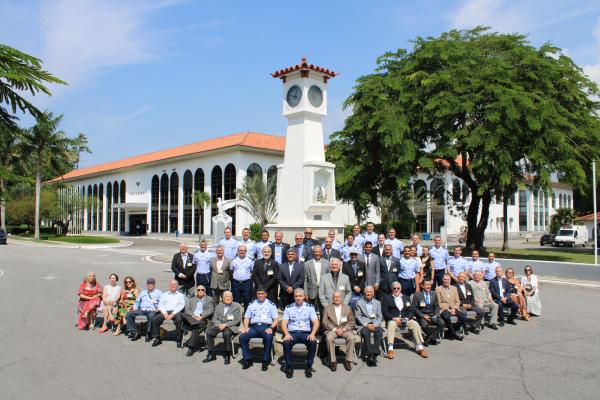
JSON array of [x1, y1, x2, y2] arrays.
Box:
[[366, 254, 370, 265], [289, 263, 294, 276], [425, 292, 430, 305], [327, 249, 330, 257], [352, 263, 357, 275]]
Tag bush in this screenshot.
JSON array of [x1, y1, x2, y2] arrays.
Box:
[[249, 223, 262, 241], [8, 226, 29, 235]]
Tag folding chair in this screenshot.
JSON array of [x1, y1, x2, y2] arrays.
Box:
[[248, 336, 277, 366]]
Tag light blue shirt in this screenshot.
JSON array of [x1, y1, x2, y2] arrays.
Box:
[[341, 245, 354, 262], [237, 239, 256, 260], [193, 299, 205, 317], [399, 256, 420, 279], [273, 243, 284, 264], [244, 299, 278, 324], [485, 260, 500, 280], [283, 302, 317, 332], [157, 290, 185, 314], [448, 256, 468, 276], [349, 236, 365, 254], [193, 250, 215, 274], [414, 244, 423, 257], [365, 300, 374, 316], [363, 232, 379, 246], [255, 240, 271, 259], [134, 289, 163, 311], [219, 237, 238, 259], [231, 256, 254, 281], [468, 259, 485, 275], [429, 246, 449, 271], [385, 238, 405, 258]]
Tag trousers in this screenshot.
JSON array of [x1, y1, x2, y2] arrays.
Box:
[[386, 319, 424, 346], [125, 309, 158, 334], [359, 326, 383, 356], [150, 312, 183, 340], [232, 279, 253, 310], [239, 324, 274, 362], [282, 331, 317, 368], [494, 298, 519, 321], [325, 330, 356, 362], [398, 278, 416, 297], [206, 326, 234, 352], [181, 313, 208, 349], [440, 310, 467, 336]]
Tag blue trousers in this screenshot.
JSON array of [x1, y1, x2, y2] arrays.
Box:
[[399, 278, 416, 297], [195, 273, 212, 296], [232, 279, 253, 310], [434, 269, 446, 288], [349, 293, 363, 311], [125, 309, 157, 334], [283, 331, 317, 368], [239, 324, 274, 362], [494, 298, 519, 321]]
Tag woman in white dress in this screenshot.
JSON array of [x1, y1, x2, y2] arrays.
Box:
[[521, 266, 542, 316], [98, 273, 122, 333]]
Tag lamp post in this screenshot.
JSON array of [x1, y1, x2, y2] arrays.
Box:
[[593, 159, 597, 265]]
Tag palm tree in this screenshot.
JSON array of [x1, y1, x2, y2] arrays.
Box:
[[193, 190, 211, 239], [23, 112, 89, 239], [236, 174, 277, 228], [0, 122, 26, 230]]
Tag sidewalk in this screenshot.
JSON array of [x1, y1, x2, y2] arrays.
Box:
[[7, 235, 133, 249]]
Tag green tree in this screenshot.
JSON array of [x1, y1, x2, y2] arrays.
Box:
[[23, 112, 89, 239], [236, 174, 277, 228], [549, 208, 576, 234], [327, 27, 600, 251], [192, 190, 211, 238], [0, 123, 28, 230]]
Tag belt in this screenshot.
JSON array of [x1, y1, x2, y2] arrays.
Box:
[[234, 279, 251, 283], [197, 272, 210, 275], [251, 322, 272, 327]]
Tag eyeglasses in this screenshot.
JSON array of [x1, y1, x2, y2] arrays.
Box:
[[304, 232, 312, 235], [392, 287, 401, 290], [125, 280, 132, 284], [197, 289, 205, 292]]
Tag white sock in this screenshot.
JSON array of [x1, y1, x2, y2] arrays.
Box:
[[388, 344, 393, 351], [417, 344, 423, 351]]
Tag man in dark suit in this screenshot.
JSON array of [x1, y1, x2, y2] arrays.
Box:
[[252, 246, 280, 304], [489, 266, 519, 325], [171, 243, 197, 297], [372, 233, 387, 258], [278, 248, 305, 307], [412, 280, 445, 345], [292, 233, 311, 262], [302, 228, 320, 260], [342, 248, 366, 310], [268, 231, 290, 266], [454, 271, 484, 333], [378, 244, 400, 301], [322, 237, 342, 260], [181, 285, 214, 357]]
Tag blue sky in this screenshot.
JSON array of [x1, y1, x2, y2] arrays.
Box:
[[2, 0, 600, 168]]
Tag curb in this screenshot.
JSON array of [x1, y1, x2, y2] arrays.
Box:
[[7, 238, 134, 249], [538, 277, 600, 288], [496, 257, 600, 267]]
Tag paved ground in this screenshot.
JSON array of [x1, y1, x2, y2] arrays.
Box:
[[1, 239, 599, 400]]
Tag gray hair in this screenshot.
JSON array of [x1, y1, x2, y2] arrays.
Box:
[[364, 285, 374, 292], [329, 257, 341, 266], [293, 288, 305, 296], [391, 281, 401, 288]]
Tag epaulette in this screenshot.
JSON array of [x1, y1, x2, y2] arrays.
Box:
[[267, 300, 276, 306], [285, 303, 294, 309], [305, 303, 314, 308]]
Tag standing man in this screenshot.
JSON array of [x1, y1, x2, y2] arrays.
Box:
[[447, 246, 468, 284], [373, 233, 387, 258], [350, 224, 365, 254], [126, 277, 163, 342], [484, 252, 500, 282], [292, 233, 310, 263], [237, 227, 256, 260], [378, 244, 400, 300], [150, 279, 185, 348], [467, 250, 485, 280], [254, 230, 271, 260], [355, 286, 384, 367], [435, 274, 466, 341], [219, 227, 238, 260], [181, 284, 214, 357], [429, 236, 449, 288], [171, 243, 197, 297], [412, 280, 445, 345], [278, 248, 305, 307], [230, 244, 254, 310], [342, 248, 367, 309], [269, 231, 290, 265], [411, 234, 423, 257], [489, 266, 519, 325], [302, 228, 319, 260], [319, 257, 352, 307], [385, 228, 404, 258], [397, 247, 421, 297], [252, 246, 280, 304], [361, 241, 381, 295], [341, 233, 356, 262], [203, 291, 242, 365], [304, 245, 330, 309], [363, 222, 379, 245], [209, 245, 231, 303], [323, 291, 356, 371], [194, 240, 215, 296], [239, 287, 279, 370], [324, 229, 343, 251], [322, 237, 342, 260], [281, 288, 320, 378]]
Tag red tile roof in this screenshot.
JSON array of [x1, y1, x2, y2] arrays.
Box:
[[272, 57, 339, 79], [51, 132, 285, 182], [574, 212, 600, 222]]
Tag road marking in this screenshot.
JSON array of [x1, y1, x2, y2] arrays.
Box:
[[91, 261, 139, 265], [40, 274, 59, 280], [143, 255, 169, 264], [496, 257, 600, 267], [539, 278, 600, 288], [0, 270, 4, 278]]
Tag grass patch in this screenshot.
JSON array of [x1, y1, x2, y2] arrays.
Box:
[[487, 247, 597, 264], [15, 233, 119, 244]]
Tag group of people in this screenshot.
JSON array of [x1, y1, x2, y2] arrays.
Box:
[[76, 224, 542, 378]]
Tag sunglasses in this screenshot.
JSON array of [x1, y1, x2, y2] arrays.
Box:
[[392, 287, 401, 290], [197, 289, 205, 292], [125, 280, 133, 284]]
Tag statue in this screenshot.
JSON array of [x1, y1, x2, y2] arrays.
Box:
[[314, 186, 328, 203], [217, 197, 237, 216]]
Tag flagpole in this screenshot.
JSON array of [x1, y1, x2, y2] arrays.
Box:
[[593, 159, 597, 265]]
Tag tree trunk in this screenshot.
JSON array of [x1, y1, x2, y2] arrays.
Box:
[[474, 191, 492, 251], [34, 169, 41, 240], [465, 192, 481, 252], [0, 177, 5, 231], [501, 190, 509, 251]]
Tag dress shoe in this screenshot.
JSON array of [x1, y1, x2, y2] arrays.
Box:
[[285, 368, 293, 378], [203, 352, 216, 363], [507, 319, 517, 325], [387, 350, 394, 359], [498, 321, 505, 327], [130, 333, 142, 341], [463, 328, 469, 336], [489, 324, 498, 330], [330, 361, 337, 372], [176, 341, 182, 349], [417, 349, 429, 358], [305, 367, 313, 378], [127, 332, 135, 339], [224, 353, 231, 365], [145, 336, 152, 342], [261, 362, 269, 371], [472, 327, 481, 334], [452, 333, 464, 341], [242, 360, 253, 369], [186, 348, 195, 357], [344, 361, 352, 371], [152, 338, 162, 347]]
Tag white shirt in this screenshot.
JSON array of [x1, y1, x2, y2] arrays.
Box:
[[104, 284, 122, 303], [314, 260, 322, 285], [458, 283, 467, 297], [335, 304, 342, 324], [158, 290, 186, 314], [216, 258, 224, 273], [393, 294, 404, 312]]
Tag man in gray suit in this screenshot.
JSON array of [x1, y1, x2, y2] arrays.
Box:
[[304, 246, 330, 309], [359, 242, 381, 294], [319, 258, 352, 307], [210, 245, 231, 304], [203, 291, 241, 365], [181, 285, 214, 357], [355, 286, 384, 366]]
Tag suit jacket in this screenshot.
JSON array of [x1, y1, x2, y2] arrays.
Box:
[[302, 238, 321, 260], [209, 257, 231, 290], [292, 243, 311, 262], [278, 261, 305, 291], [372, 245, 386, 258], [268, 242, 290, 264], [355, 298, 383, 327], [322, 247, 342, 261], [382, 294, 414, 321], [469, 280, 493, 306], [171, 252, 197, 289], [412, 290, 440, 318], [359, 252, 380, 286], [322, 302, 355, 333], [454, 283, 475, 307], [379, 256, 401, 292], [252, 258, 280, 294], [210, 301, 242, 333], [435, 285, 461, 311], [184, 295, 215, 320], [304, 258, 330, 299], [319, 272, 352, 307], [489, 277, 510, 301], [342, 260, 367, 291]]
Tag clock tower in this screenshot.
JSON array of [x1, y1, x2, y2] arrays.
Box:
[[266, 57, 343, 240]]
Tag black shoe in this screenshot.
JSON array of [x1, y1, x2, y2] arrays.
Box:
[[286, 368, 293, 378], [305, 367, 313, 378], [463, 328, 469, 336], [473, 327, 481, 334], [176, 341, 182, 349], [451, 333, 463, 341], [152, 338, 162, 347], [203, 352, 216, 363], [145, 335, 152, 343], [507, 319, 517, 325], [242, 360, 253, 369], [127, 332, 135, 339], [186, 348, 195, 357], [498, 321, 505, 327], [130, 333, 142, 341], [489, 324, 498, 330], [224, 353, 231, 365], [261, 362, 269, 371]]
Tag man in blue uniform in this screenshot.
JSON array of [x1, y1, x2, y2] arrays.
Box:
[[219, 227, 238, 260], [447, 246, 468, 283], [255, 230, 271, 260], [193, 240, 215, 296], [429, 236, 449, 287], [239, 287, 279, 370], [398, 247, 421, 297], [230, 244, 254, 310], [281, 288, 320, 378], [237, 228, 256, 260]]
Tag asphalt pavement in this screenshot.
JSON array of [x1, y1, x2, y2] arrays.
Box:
[[0, 239, 599, 400]]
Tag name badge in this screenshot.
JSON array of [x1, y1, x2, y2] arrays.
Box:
[[187, 262, 192, 267], [299, 322, 306, 328], [86, 286, 92, 290], [391, 268, 397, 272], [267, 270, 274, 276], [300, 257, 305, 262], [369, 313, 376, 318], [420, 302, 426, 307], [501, 289, 505, 293], [226, 315, 234, 321], [340, 317, 348, 323], [357, 271, 364, 277], [466, 291, 471, 296], [406, 302, 411, 307], [338, 285, 345, 291], [260, 313, 267, 320]]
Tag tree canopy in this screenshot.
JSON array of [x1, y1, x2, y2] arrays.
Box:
[[327, 27, 600, 250]]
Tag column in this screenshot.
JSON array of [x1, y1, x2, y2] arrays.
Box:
[[178, 177, 184, 234]]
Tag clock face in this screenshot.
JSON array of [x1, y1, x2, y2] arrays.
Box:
[[308, 85, 323, 107], [286, 85, 302, 107]]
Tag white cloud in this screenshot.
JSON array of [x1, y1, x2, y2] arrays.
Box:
[[583, 17, 600, 86], [97, 106, 151, 124]]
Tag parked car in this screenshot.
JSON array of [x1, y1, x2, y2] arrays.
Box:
[[0, 228, 6, 245], [540, 234, 556, 246], [553, 225, 588, 247]]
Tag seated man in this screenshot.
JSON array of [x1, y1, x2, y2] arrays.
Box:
[[355, 286, 384, 366], [412, 280, 445, 345], [436, 274, 466, 341], [203, 291, 242, 365], [281, 288, 320, 379], [126, 277, 163, 342], [319, 257, 352, 308], [454, 271, 484, 333], [239, 287, 279, 371], [181, 284, 214, 357], [150, 279, 185, 347], [323, 291, 356, 371], [489, 266, 519, 325], [469, 270, 499, 330], [382, 282, 428, 359]]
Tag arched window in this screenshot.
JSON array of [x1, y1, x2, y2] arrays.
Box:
[[151, 175, 159, 233], [92, 184, 98, 230], [267, 165, 277, 193], [160, 173, 169, 233], [430, 177, 446, 233], [452, 178, 461, 203], [224, 164, 237, 235], [119, 180, 126, 231], [567, 194, 572, 208], [413, 180, 427, 232], [106, 182, 112, 231], [246, 163, 262, 180], [430, 177, 445, 206], [559, 193, 563, 208], [211, 166, 223, 232], [183, 170, 193, 234], [87, 185, 92, 230], [169, 172, 179, 233], [112, 181, 119, 231], [98, 183, 104, 231], [194, 168, 205, 235], [119, 180, 126, 203]]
